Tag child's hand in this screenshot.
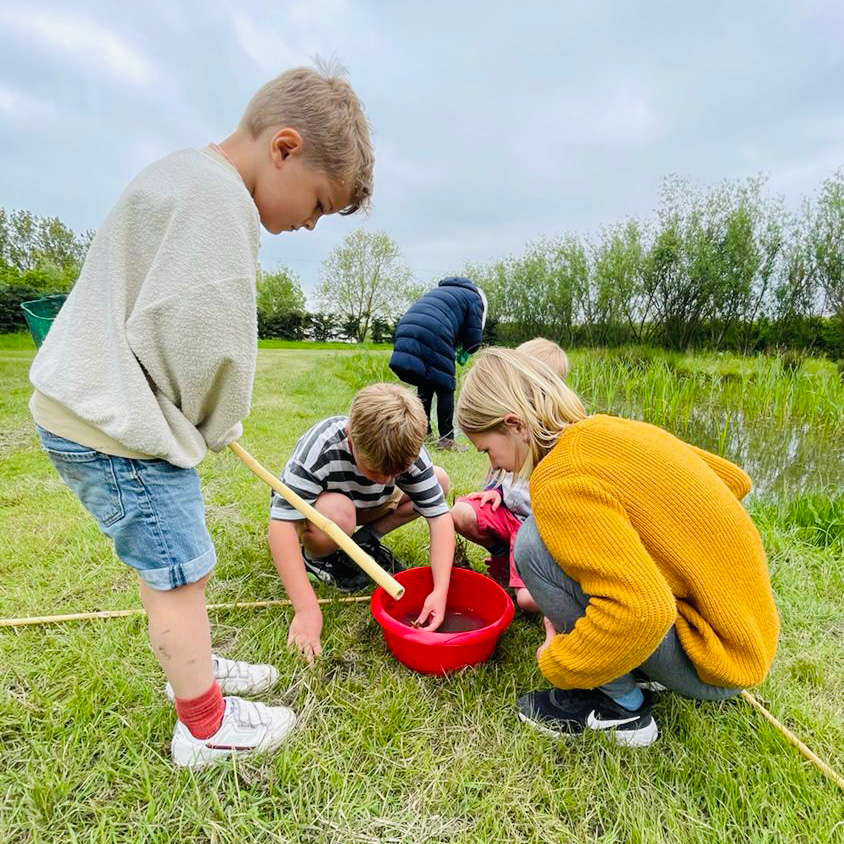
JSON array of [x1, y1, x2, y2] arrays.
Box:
[[536, 616, 557, 661], [414, 588, 447, 631], [466, 488, 502, 510], [288, 607, 323, 665]]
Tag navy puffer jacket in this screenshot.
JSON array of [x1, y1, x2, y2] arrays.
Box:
[[389, 277, 485, 391]]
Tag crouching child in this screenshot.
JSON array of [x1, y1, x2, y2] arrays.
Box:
[[268, 383, 455, 663]]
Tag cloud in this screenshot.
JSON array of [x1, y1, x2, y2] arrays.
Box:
[[226, 0, 368, 75], [0, 7, 155, 86], [0, 83, 58, 120], [0, 0, 841, 296], [228, 7, 300, 74]]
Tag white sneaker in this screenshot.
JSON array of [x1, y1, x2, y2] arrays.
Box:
[[171, 696, 296, 768], [164, 654, 280, 701]]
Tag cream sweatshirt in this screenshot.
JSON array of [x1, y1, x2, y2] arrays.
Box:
[[29, 148, 260, 468]]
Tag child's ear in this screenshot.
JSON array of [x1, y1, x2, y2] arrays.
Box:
[[270, 128, 304, 165], [502, 413, 524, 433]]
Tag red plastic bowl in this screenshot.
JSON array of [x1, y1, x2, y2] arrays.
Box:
[[370, 566, 515, 675]]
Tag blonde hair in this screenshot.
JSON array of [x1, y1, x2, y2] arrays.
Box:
[[456, 347, 587, 476], [349, 383, 427, 475], [241, 61, 373, 214], [516, 337, 570, 380]]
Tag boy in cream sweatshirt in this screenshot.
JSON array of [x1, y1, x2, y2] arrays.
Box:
[[29, 64, 373, 768]]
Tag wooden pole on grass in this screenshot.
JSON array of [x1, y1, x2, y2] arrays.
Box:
[[227, 441, 404, 599], [0, 596, 372, 629], [740, 690, 844, 793]]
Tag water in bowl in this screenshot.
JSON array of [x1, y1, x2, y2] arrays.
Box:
[[399, 608, 487, 633]]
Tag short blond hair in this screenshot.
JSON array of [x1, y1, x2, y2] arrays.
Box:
[[349, 383, 427, 475], [241, 61, 373, 214], [456, 347, 587, 477], [516, 337, 570, 379]]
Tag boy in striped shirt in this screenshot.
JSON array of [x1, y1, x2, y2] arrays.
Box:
[[269, 383, 454, 663]]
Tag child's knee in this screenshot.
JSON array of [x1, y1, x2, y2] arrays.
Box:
[[451, 501, 477, 536], [515, 587, 540, 613], [513, 517, 541, 566], [433, 465, 450, 496], [313, 493, 356, 534]]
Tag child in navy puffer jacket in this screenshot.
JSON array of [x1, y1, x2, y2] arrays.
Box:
[[389, 277, 486, 451]]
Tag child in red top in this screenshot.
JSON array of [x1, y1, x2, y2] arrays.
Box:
[[451, 339, 569, 612]]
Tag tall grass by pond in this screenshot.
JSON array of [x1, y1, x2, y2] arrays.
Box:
[[338, 345, 844, 496]]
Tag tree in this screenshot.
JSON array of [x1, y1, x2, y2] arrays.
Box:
[[463, 259, 508, 335], [256, 267, 306, 318], [0, 207, 92, 278], [0, 207, 93, 332], [370, 316, 393, 344], [255, 266, 307, 339], [308, 312, 340, 342], [592, 219, 651, 344], [810, 169, 844, 320], [315, 230, 413, 343]]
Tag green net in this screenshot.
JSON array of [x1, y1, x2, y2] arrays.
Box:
[[20, 294, 68, 348]]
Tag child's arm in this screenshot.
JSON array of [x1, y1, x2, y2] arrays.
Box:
[[686, 444, 752, 500], [127, 274, 257, 454], [267, 519, 323, 664], [415, 512, 455, 630], [456, 295, 485, 355]]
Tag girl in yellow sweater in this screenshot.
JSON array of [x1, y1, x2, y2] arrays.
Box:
[[456, 348, 778, 747]]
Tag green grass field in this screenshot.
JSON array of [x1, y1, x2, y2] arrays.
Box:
[[1, 340, 842, 843]]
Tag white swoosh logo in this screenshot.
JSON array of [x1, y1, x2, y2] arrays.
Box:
[[586, 710, 640, 729]]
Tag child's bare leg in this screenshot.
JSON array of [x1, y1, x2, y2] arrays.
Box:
[[365, 467, 451, 536], [451, 501, 498, 549], [139, 575, 214, 699], [515, 586, 541, 613], [300, 492, 356, 558]]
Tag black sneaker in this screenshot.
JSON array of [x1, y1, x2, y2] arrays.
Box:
[[302, 548, 370, 593], [517, 688, 658, 747], [353, 531, 405, 574]]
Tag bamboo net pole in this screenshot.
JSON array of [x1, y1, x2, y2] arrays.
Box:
[[228, 441, 404, 599], [0, 595, 371, 629], [740, 689, 844, 793]]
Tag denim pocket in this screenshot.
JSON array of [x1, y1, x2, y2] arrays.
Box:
[[39, 431, 125, 528]]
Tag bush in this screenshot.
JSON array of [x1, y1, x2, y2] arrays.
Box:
[[0, 283, 46, 333], [257, 311, 307, 340], [0, 262, 76, 333]]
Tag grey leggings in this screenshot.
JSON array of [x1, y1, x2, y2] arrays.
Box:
[[514, 517, 738, 701]]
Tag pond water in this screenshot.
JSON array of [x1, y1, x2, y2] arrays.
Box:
[[607, 402, 843, 497]]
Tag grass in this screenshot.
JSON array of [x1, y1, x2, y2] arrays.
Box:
[[258, 339, 392, 351], [0, 332, 391, 352], [1, 340, 843, 843]]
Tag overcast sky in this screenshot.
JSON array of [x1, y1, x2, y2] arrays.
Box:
[[1, 1, 842, 300]]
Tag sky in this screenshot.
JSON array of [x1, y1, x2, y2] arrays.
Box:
[[1, 0, 842, 302]]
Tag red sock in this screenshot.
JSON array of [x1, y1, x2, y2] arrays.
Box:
[[174, 682, 225, 739]]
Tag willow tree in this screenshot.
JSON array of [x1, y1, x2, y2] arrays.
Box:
[[316, 230, 413, 343]]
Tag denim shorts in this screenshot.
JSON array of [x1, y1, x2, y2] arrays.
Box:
[[36, 426, 216, 590]]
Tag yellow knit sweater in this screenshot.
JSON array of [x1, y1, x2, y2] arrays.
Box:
[[531, 414, 779, 690]]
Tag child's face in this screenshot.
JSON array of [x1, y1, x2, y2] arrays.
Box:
[[253, 128, 350, 235], [347, 432, 403, 485], [355, 458, 398, 486], [467, 419, 530, 475]]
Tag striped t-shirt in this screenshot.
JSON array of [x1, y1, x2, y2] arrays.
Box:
[[270, 416, 449, 521]]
